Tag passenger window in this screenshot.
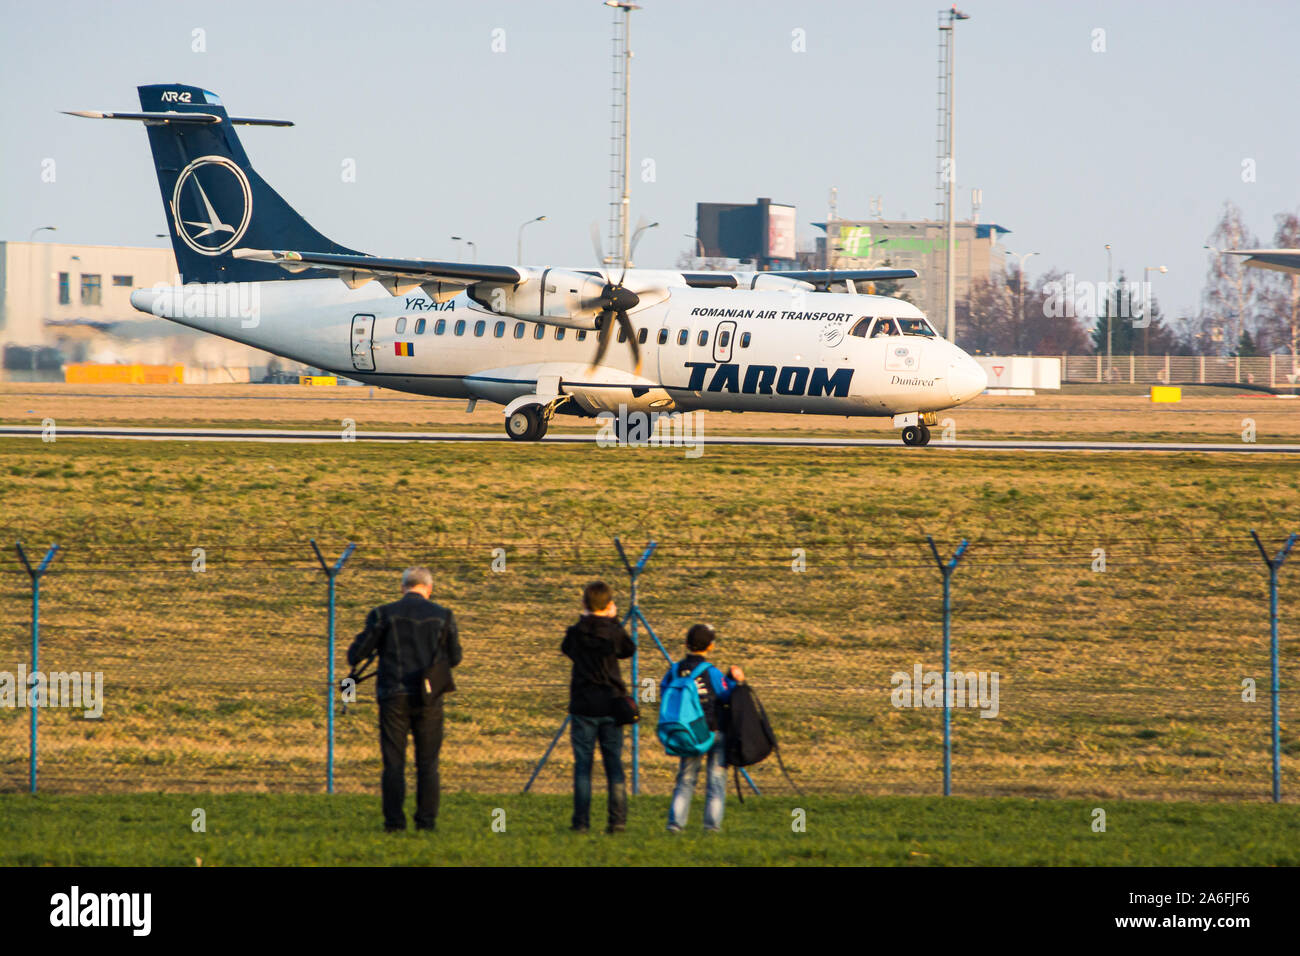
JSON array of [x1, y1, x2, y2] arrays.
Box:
[[677, 329, 688, 346], [514, 322, 525, 339], [534, 324, 545, 340], [577, 329, 588, 342], [618, 327, 627, 343], [474, 320, 485, 337], [719, 330, 731, 348], [870, 318, 899, 338], [556, 327, 566, 340], [434, 319, 446, 335], [396, 317, 407, 334], [638, 328, 648, 344], [698, 330, 709, 346], [454, 319, 466, 336], [740, 331, 751, 348], [658, 328, 669, 345], [414, 318, 426, 335], [494, 321, 506, 338], [850, 317, 872, 338]]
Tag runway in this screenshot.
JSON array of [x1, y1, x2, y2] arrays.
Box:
[[1, 424, 1297, 453]]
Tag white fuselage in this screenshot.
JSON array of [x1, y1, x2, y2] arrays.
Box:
[[131, 276, 987, 419]]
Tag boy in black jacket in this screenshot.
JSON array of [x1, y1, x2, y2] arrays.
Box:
[[561, 581, 636, 833]]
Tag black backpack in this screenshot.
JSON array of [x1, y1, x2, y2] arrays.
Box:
[[725, 684, 801, 801]]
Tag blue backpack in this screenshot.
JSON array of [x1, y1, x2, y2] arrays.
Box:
[[657, 661, 716, 756]]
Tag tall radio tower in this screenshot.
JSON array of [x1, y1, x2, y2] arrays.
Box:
[[605, 2, 640, 270], [936, 6, 970, 341]]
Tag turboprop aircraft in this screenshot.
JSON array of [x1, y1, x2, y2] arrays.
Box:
[[67, 84, 987, 445]]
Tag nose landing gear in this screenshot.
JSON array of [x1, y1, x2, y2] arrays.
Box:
[[901, 424, 932, 446]]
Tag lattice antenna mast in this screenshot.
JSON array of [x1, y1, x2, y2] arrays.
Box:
[[605, 3, 640, 269]]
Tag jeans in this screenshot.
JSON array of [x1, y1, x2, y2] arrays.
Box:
[[570, 714, 627, 830], [378, 694, 444, 830], [668, 732, 727, 831]]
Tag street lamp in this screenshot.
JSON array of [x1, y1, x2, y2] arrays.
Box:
[[1006, 250, 1039, 350], [1142, 265, 1168, 355], [684, 234, 705, 265], [517, 215, 547, 265], [450, 235, 464, 258], [28, 226, 56, 242]]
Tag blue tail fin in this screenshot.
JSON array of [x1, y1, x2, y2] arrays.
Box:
[[137, 83, 357, 283]]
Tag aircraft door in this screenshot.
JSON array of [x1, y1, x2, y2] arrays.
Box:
[[350, 313, 375, 371], [713, 320, 737, 363]]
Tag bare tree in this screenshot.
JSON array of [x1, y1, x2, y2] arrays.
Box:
[[1202, 201, 1261, 353], [1256, 210, 1300, 370]]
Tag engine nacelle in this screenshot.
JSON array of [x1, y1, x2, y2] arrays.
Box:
[[469, 268, 607, 329]]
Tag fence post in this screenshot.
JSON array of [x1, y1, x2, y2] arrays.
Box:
[[926, 536, 969, 796], [310, 539, 356, 794], [15, 542, 59, 794], [1250, 530, 1296, 804]]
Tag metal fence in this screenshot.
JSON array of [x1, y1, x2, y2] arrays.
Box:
[[1, 533, 1296, 802], [1059, 353, 1300, 388]]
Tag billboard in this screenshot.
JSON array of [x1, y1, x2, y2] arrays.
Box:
[[764, 203, 796, 260], [696, 197, 797, 263]]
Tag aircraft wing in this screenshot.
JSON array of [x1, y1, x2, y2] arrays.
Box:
[[769, 268, 917, 287], [1224, 249, 1300, 275], [232, 249, 523, 299]]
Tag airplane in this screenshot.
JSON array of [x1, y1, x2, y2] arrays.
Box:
[[67, 84, 988, 446]]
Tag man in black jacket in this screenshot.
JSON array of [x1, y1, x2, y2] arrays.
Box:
[[348, 566, 462, 832], [561, 581, 635, 833]]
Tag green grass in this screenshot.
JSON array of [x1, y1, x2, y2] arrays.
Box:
[[2, 793, 1298, 866]]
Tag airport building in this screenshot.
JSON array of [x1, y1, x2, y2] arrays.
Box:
[[813, 219, 1010, 316], [0, 239, 278, 378]]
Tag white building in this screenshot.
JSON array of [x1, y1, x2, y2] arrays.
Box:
[[1, 239, 277, 374]]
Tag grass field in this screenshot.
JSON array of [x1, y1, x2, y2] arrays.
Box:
[[3, 793, 1298, 866], [0, 384, 1298, 805]]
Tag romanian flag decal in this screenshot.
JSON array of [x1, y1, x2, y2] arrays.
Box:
[[395, 342, 414, 357]]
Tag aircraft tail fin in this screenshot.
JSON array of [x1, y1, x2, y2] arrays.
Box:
[[71, 84, 357, 282]]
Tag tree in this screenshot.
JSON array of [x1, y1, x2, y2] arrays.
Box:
[[1256, 210, 1300, 364], [1201, 201, 1262, 354], [1019, 270, 1093, 354]]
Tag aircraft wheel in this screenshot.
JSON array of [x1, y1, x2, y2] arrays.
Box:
[[506, 405, 546, 441], [901, 425, 924, 446], [917, 424, 932, 446]]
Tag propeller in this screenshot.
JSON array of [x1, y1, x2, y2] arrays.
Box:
[[588, 218, 658, 373]]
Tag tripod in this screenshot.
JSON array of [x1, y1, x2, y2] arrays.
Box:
[[525, 537, 759, 797]]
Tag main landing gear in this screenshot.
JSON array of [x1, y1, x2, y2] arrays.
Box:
[[506, 405, 548, 441], [901, 424, 932, 446], [504, 396, 571, 442]]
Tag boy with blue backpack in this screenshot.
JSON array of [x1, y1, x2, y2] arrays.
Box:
[[657, 623, 746, 833]]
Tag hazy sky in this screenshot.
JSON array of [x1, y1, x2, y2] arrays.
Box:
[[3, 0, 1298, 321]]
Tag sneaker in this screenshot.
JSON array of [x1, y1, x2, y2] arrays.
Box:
[[605, 824, 626, 834], [570, 825, 590, 833], [666, 825, 684, 834]]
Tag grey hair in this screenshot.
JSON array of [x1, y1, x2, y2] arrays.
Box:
[[401, 566, 433, 590]]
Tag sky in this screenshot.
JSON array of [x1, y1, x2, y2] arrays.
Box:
[[3, 0, 1298, 321]]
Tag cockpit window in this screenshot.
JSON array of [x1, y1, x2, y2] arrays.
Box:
[[897, 317, 936, 337], [870, 318, 899, 338], [849, 317, 872, 338]]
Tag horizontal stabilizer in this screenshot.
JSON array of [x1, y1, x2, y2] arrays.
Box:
[[63, 110, 292, 126]]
